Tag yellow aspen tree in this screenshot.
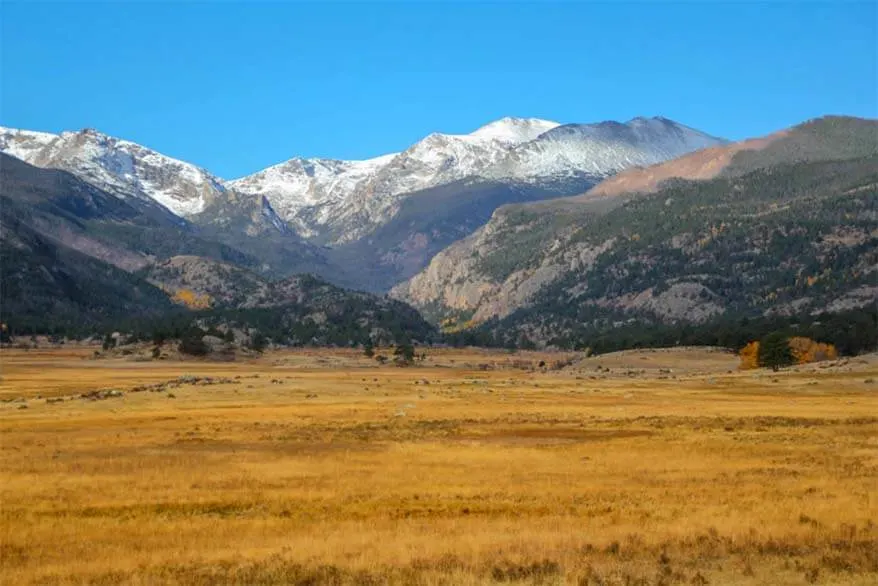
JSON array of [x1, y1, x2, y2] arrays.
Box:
[[739, 341, 760, 369]]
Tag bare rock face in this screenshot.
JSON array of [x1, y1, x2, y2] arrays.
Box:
[[602, 283, 724, 323], [391, 204, 617, 323], [585, 131, 787, 199]]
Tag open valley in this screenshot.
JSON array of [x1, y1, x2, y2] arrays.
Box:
[[1, 347, 876, 585]]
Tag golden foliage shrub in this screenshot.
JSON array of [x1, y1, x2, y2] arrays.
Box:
[[788, 336, 838, 365], [739, 341, 760, 370], [171, 288, 212, 310]]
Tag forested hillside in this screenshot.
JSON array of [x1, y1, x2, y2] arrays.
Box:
[[394, 117, 878, 347]]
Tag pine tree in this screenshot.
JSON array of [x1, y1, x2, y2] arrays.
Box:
[[178, 328, 209, 356], [758, 332, 793, 371], [393, 342, 415, 366], [102, 333, 116, 351], [248, 332, 267, 353]]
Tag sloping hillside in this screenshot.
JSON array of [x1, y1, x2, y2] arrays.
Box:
[[393, 117, 878, 342], [0, 213, 174, 329], [142, 256, 437, 346], [0, 156, 435, 342]]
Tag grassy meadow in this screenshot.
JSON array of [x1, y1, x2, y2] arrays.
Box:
[[1, 346, 876, 585]]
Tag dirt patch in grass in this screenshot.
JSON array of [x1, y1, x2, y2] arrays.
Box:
[[459, 426, 654, 445]]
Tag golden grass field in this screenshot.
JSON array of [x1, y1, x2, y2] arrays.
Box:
[[1, 346, 876, 585]]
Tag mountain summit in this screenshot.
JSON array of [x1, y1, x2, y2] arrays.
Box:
[[468, 117, 561, 142], [228, 116, 725, 245], [0, 127, 228, 218]]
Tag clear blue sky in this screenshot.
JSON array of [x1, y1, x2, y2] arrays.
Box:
[[2, 1, 876, 178]]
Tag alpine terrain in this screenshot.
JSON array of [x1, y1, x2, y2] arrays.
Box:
[[392, 116, 878, 348], [2, 115, 874, 349], [229, 116, 725, 288], [0, 153, 431, 343], [1, 116, 725, 292]]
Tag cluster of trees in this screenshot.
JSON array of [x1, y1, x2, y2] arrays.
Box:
[[2, 289, 436, 351], [3, 303, 875, 364], [363, 340, 422, 366], [739, 335, 839, 370], [177, 328, 211, 356], [461, 307, 876, 358]]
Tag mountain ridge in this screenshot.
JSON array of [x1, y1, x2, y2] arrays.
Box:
[[0, 155, 435, 343], [392, 115, 878, 340], [228, 115, 725, 245], [2, 115, 726, 291]]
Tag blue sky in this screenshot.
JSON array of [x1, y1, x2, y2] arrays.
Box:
[[2, 1, 876, 178]]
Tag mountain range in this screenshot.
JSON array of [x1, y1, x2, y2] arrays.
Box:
[[228, 116, 722, 245], [1, 114, 875, 347], [0, 116, 724, 290]]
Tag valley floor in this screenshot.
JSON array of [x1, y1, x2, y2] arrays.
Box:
[[1, 347, 876, 585]]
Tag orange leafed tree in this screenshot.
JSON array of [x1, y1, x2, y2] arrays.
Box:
[[738, 341, 760, 370], [171, 288, 212, 310], [788, 337, 838, 365]]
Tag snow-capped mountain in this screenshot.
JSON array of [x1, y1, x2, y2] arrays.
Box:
[[228, 116, 724, 244], [489, 117, 727, 182], [356, 118, 562, 197], [468, 117, 561, 143], [0, 127, 226, 217], [226, 154, 397, 237], [227, 117, 562, 241], [0, 116, 727, 291], [0, 128, 58, 161]]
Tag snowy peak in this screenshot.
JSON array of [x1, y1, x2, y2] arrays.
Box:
[[2, 116, 727, 249], [228, 115, 726, 245], [0, 128, 58, 161], [406, 116, 559, 148], [226, 153, 397, 234], [538, 116, 722, 150], [490, 116, 727, 180], [469, 117, 560, 143], [0, 126, 227, 217], [225, 118, 564, 240]]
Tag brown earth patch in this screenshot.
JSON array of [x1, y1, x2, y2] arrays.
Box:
[[584, 130, 789, 198], [458, 426, 653, 445]]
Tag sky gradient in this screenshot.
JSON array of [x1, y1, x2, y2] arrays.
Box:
[[2, 1, 876, 178]]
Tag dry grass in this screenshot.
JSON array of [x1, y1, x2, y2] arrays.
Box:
[[1, 346, 876, 585]]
